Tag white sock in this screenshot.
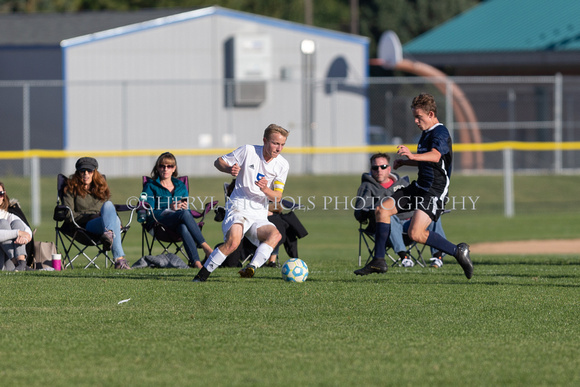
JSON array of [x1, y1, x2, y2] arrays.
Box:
[[204, 248, 227, 272], [250, 243, 274, 269]]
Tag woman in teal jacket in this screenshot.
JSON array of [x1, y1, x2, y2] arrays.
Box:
[[143, 152, 213, 268]]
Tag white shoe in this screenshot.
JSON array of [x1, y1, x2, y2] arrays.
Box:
[[401, 258, 414, 267], [430, 258, 443, 268]]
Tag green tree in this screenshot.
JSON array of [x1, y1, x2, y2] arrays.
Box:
[[360, 0, 480, 57], [0, 0, 480, 58]]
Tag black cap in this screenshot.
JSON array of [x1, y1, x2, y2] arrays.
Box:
[[75, 157, 98, 171]]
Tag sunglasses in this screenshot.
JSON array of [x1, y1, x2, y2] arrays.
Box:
[[158, 164, 175, 169], [0, 191, 5, 197], [79, 169, 94, 174], [371, 164, 389, 171]]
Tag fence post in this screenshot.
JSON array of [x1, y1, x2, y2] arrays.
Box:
[[554, 72, 563, 173], [330, 80, 338, 147], [31, 156, 41, 226], [301, 42, 316, 174], [445, 79, 454, 140], [23, 82, 31, 176], [503, 148, 514, 218]]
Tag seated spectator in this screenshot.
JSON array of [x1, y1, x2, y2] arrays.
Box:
[[354, 152, 445, 267], [143, 152, 214, 269], [0, 181, 33, 271], [64, 157, 131, 269]]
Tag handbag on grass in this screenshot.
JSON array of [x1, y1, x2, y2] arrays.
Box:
[[33, 241, 57, 269]]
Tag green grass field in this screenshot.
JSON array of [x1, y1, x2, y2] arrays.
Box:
[[1, 174, 579, 386]]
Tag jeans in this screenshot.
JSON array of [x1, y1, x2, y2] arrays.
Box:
[[0, 218, 27, 259], [85, 201, 125, 259], [158, 210, 207, 264], [388, 216, 407, 254]]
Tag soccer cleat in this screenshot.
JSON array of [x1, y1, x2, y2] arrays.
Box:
[[429, 257, 443, 268], [114, 258, 131, 270], [354, 258, 388, 276], [264, 260, 279, 268], [401, 258, 414, 267], [192, 267, 210, 282], [454, 243, 473, 279], [238, 264, 256, 278]]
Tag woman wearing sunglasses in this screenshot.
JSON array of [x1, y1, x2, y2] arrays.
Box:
[[63, 157, 131, 269], [142, 152, 213, 268], [0, 181, 33, 271]]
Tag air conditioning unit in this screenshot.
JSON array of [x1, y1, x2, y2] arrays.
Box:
[[231, 34, 271, 106], [234, 80, 267, 106]]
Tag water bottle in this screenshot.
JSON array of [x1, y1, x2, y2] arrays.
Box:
[[137, 192, 148, 223]]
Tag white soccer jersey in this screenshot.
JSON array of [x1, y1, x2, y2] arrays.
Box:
[[222, 144, 289, 208]]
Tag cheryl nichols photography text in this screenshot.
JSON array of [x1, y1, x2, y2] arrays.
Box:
[[126, 195, 480, 212]]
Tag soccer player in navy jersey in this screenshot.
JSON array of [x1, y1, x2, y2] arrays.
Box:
[[354, 93, 473, 279]]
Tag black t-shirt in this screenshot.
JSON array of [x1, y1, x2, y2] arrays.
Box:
[[416, 123, 453, 195]]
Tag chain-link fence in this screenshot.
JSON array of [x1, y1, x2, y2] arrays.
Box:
[[1, 75, 579, 225], [368, 74, 579, 171], [2, 75, 579, 172]]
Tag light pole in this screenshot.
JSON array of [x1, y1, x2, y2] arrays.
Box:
[[301, 39, 316, 174]]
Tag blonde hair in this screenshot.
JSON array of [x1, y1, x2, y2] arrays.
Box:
[[263, 124, 289, 140]]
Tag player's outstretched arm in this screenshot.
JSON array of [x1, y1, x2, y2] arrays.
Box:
[[397, 145, 441, 163], [393, 158, 418, 169]]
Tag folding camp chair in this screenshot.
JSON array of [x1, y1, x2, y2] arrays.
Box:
[[140, 176, 217, 261], [53, 174, 134, 269], [357, 213, 428, 268]]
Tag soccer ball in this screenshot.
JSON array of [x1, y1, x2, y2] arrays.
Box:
[[281, 258, 309, 282]]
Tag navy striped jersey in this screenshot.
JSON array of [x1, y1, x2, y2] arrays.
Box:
[[416, 123, 452, 195]]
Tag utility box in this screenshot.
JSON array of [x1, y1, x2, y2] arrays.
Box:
[[232, 33, 270, 106]]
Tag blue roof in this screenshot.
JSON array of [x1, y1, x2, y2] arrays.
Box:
[[404, 0, 580, 54]]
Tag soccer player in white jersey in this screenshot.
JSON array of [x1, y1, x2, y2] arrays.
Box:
[[193, 124, 290, 282]]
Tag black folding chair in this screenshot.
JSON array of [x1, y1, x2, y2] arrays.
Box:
[[53, 174, 134, 269], [357, 213, 428, 268], [140, 176, 217, 261]]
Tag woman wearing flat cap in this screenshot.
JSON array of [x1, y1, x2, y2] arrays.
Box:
[[63, 157, 130, 269]]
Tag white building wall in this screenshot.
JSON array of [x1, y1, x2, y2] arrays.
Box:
[[62, 7, 368, 176]]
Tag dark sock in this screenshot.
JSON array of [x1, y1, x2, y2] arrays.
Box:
[[374, 222, 391, 259], [426, 232, 457, 256], [194, 267, 210, 281], [397, 251, 408, 259]]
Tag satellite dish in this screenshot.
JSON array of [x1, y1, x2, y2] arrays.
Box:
[[377, 30, 402, 68]]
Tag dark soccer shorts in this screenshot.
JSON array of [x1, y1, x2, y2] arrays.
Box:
[[388, 183, 447, 222]]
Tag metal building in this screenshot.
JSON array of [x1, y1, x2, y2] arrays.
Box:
[[61, 6, 369, 176]]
